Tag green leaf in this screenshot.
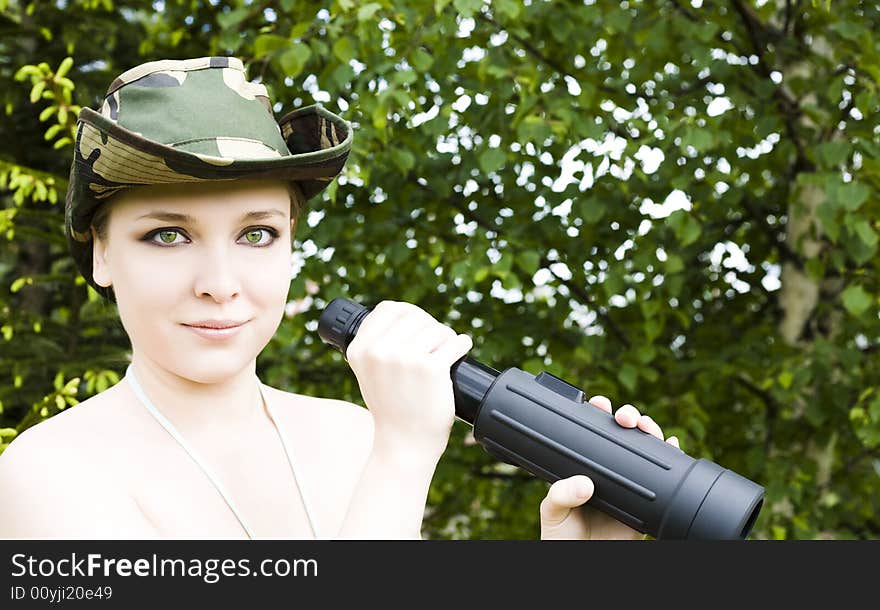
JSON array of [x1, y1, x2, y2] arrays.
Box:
[[804, 257, 825, 281], [604, 7, 631, 33], [495, 252, 513, 277], [516, 250, 541, 276], [254, 34, 288, 59], [578, 198, 605, 223], [450, 259, 470, 280], [844, 220, 877, 265], [30, 81, 46, 103], [431, 0, 452, 14], [636, 345, 656, 364], [392, 69, 417, 86], [853, 219, 878, 249], [668, 210, 701, 246], [501, 271, 522, 291], [479, 148, 506, 174], [278, 45, 312, 78], [618, 364, 638, 392], [330, 63, 355, 90], [640, 300, 661, 319], [829, 20, 866, 42], [603, 271, 624, 299], [371, 100, 388, 130], [410, 48, 434, 72], [815, 140, 850, 168], [289, 21, 310, 40], [694, 21, 719, 43], [495, 0, 522, 19], [216, 7, 251, 30], [841, 285, 871, 316], [389, 148, 415, 173], [333, 37, 356, 63], [56, 57, 73, 79], [680, 127, 714, 153], [869, 395, 880, 422], [43, 124, 61, 140], [665, 254, 684, 274], [778, 370, 793, 390], [516, 115, 552, 143], [453, 0, 484, 18], [357, 3, 382, 21], [816, 201, 840, 242], [644, 318, 663, 342], [838, 181, 870, 211]]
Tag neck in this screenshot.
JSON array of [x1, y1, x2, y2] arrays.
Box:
[[124, 353, 267, 438]]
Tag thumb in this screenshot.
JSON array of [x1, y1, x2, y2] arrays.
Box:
[[539, 475, 595, 527]]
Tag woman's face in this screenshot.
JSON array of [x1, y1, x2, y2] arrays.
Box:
[[91, 179, 293, 383]]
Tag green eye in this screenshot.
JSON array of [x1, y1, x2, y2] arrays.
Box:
[[145, 226, 278, 247], [158, 230, 179, 244]]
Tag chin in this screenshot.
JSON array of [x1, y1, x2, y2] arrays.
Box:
[[166, 358, 255, 385], [155, 333, 267, 385]]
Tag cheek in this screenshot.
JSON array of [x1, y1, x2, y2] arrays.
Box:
[[247, 251, 292, 303]]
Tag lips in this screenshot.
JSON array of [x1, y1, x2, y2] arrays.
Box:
[[183, 320, 247, 329], [182, 320, 248, 341]]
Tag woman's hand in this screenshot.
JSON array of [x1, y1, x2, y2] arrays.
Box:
[[539, 395, 680, 540], [345, 300, 473, 463]]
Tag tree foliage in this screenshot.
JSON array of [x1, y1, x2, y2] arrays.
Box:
[[2, 0, 879, 539]]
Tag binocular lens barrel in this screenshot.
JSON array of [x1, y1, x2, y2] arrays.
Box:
[[318, 297, 765, 540]]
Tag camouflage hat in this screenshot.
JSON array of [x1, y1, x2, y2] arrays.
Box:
[[65, 55, 353, 300]]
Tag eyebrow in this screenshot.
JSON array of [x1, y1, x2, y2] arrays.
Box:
[[136, 210, 287, 223]]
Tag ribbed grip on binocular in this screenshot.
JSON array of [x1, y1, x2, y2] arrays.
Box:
[[475, 367, 764, 539]]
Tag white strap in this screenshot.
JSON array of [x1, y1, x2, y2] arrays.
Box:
[[124, 364, 320, 539], [260, 381, 321, 539]]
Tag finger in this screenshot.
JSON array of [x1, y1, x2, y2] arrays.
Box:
[[349, 302, 432, 361], [667, 436, 680, 449], [637, 415, 664, 440], [588, 395, 613, 414], [425, 333, 473, 367], [346, 300, 402, 358], [614, 404, 641, 428], [402, 322, 457, 354], [539, 475, 595, 526], [380, 306, 437, 346]]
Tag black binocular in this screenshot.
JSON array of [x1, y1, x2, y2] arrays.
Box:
[[317, 297, 765, 540]]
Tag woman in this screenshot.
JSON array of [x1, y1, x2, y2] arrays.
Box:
[[0, 56, 679, 540]]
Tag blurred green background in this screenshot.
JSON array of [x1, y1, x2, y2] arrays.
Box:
[[1, 0, 879, 539]]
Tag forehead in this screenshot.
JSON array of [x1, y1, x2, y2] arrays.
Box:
[[109, 179, 292, 218]]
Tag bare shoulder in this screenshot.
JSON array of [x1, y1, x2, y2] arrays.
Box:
[[0, 393, 156, 538], [0, 400, 95, 471], [0, 388, 120, 493]]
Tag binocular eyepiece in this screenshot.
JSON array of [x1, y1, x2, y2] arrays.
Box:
[[318, 297, 765, 540]]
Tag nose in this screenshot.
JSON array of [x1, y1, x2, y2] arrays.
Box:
[[192, 243, 243, 302]]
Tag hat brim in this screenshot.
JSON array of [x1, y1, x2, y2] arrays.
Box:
[[75, 102, 351, 195]]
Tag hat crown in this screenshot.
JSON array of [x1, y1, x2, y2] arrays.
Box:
[[99, 56, 289, 161]]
